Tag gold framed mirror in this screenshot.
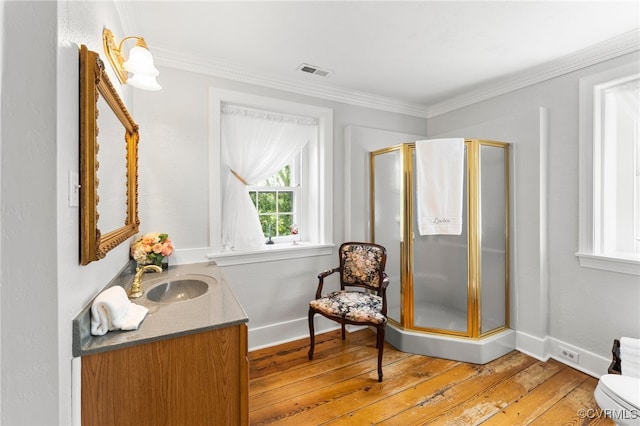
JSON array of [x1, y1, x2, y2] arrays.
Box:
[[79, 45, 139, 265]]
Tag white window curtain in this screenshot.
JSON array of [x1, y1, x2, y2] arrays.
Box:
[[221, 105, 317, 250]]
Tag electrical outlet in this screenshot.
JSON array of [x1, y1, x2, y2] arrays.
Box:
[[559, 346, 580, 363]]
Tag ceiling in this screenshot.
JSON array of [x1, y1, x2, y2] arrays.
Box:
[[121, 1, 640, 116]]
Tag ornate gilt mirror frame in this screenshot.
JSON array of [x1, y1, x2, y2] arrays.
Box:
[[79, 45, 139, 265]]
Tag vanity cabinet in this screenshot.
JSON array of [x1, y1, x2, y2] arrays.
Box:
[[81, 323, 248, 426]]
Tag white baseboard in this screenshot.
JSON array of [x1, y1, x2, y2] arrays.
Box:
[[515, 330, 549, 361], [248, 316, 342, 351], [545, 337, 610, 378], [516, 330, 610, 378]]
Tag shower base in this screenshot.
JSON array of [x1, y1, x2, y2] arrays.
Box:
[[385, 323, 515, 365]]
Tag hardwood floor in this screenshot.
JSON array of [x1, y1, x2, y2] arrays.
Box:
[[248, 329, 613, 425]]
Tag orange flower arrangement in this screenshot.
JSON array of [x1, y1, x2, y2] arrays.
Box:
[[130, 232, 174, 266]]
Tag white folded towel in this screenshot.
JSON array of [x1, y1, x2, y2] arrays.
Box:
[[415, 138, 465, 235], [621, 337, 640, 378], [90, 286, 149, 336]]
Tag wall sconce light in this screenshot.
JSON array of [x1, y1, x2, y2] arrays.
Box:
[[102, 28, 161, 91]]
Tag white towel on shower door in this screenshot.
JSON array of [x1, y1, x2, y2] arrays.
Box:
[[415, 138, 465, 235]]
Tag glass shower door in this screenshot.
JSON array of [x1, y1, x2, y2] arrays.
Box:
[[411, 147, 470, 334], [371, 147, 403, 324], [480, 143, 509, 334]]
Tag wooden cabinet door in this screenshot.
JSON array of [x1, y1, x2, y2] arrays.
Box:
[[82, 324, 248, 426]]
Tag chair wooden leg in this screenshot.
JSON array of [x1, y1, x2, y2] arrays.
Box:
[[341, 324, 346, 340], [377, 325, 385, 382], [308, 309, 315, 360]]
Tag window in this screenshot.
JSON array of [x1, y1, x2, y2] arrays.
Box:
[[249, 160, 300, 242], [208, 89, 334, 266], [598, 77, 640, 256], [578, 61, 640, 276]]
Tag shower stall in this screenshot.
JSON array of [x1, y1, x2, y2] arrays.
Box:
[[370, 139, 514, 364]]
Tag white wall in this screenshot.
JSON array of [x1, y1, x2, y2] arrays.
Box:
[[2, 3, 58, 424], [133, 64, 429, 349], [0, 0, 4, 415], [1, 1, 141, 424], [428, 52, 640, 374]]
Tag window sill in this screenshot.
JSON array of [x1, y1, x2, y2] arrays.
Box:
[[208, 242, 335, 266], [575, 252, 640, 276]]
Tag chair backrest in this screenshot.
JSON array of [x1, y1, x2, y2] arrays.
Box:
[[338, 242, 387, 292]]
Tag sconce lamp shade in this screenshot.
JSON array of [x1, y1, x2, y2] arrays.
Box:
[[103, 28, 161, 91], [122, 43, 161, 90], [127, 72, 162, 91], [123, 45, 160, 76]]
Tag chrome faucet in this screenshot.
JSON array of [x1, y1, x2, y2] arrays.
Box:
[[128, 264, 162, 299]]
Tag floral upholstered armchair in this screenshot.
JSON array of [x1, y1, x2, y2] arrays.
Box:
[[308, 242, 389, 382]]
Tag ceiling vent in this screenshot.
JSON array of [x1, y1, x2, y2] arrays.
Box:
[[297, 63, 331, 78]]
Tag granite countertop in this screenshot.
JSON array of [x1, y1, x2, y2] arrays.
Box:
[[72, 261, 248, 357]]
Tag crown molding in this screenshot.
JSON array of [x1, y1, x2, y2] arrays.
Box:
[[426, 29, 640, 118], [152, 47, 431, 118], [154, 29, 639, 119]]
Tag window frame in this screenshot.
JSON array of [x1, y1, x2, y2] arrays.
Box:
[[208, 89, 334, 266], [577, 61, 640, 276]]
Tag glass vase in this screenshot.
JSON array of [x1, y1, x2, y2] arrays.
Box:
[[155, 256, 169, 271], [138, 257, 168, 271]]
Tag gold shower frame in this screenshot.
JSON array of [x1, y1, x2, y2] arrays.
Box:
[[370, 139, 510, 339]]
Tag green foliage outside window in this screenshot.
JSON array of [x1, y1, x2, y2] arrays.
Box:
[[249, 165, 296, 237]]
